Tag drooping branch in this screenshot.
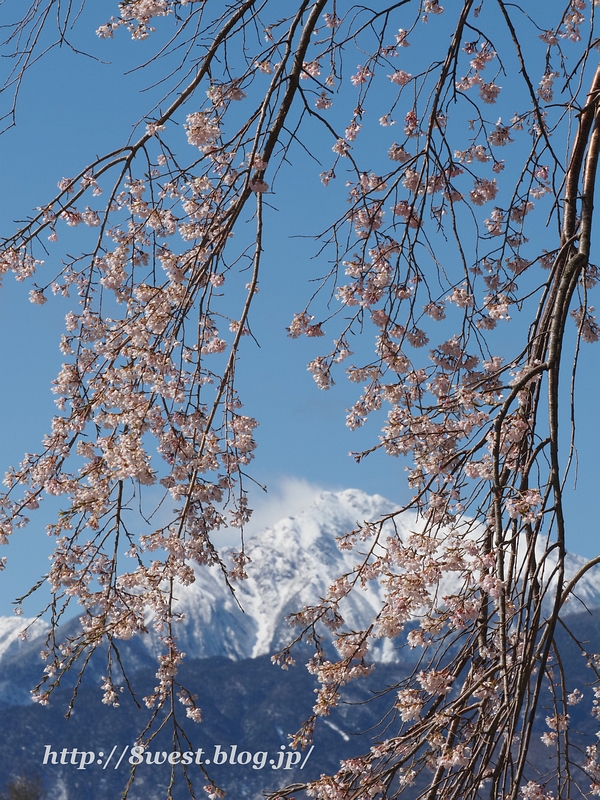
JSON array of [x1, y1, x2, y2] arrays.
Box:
[[0, 2, 599, 799]]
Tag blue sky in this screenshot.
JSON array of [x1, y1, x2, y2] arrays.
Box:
[[0, 1, 598, 617], [0, 5, 410, 615]]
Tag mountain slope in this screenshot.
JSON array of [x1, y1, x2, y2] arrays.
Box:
[[154, 488, 401, 662], [143, 488, 600, 661], [2, 488, 600, 676], [1, 489, 600, 798]]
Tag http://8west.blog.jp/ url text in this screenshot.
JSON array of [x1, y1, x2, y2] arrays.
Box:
[[42, 744, 314, 771]]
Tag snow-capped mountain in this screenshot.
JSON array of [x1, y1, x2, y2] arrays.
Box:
[[1, 489, 599, 800], [0, 616, 48, 660], [145, 488, 402, 662], [2, 489, 600, 672], [141, 488, 600, 662]]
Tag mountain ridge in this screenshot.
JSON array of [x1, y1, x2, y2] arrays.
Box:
[[2, 488, 600, 673]]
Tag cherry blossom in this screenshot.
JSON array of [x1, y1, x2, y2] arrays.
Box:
[[1, 2, 600, 799]]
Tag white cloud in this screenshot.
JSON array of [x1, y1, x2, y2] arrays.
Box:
[[119, 475, 334, 549], [243, 475, 329, 538]]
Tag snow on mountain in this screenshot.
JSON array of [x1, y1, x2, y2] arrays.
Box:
[[1, 489, 600, 671], [146, 488, 404, 662], [552, 549, 600, 612], [0, 616, 48, 660], [141, 488, 600, 662]]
